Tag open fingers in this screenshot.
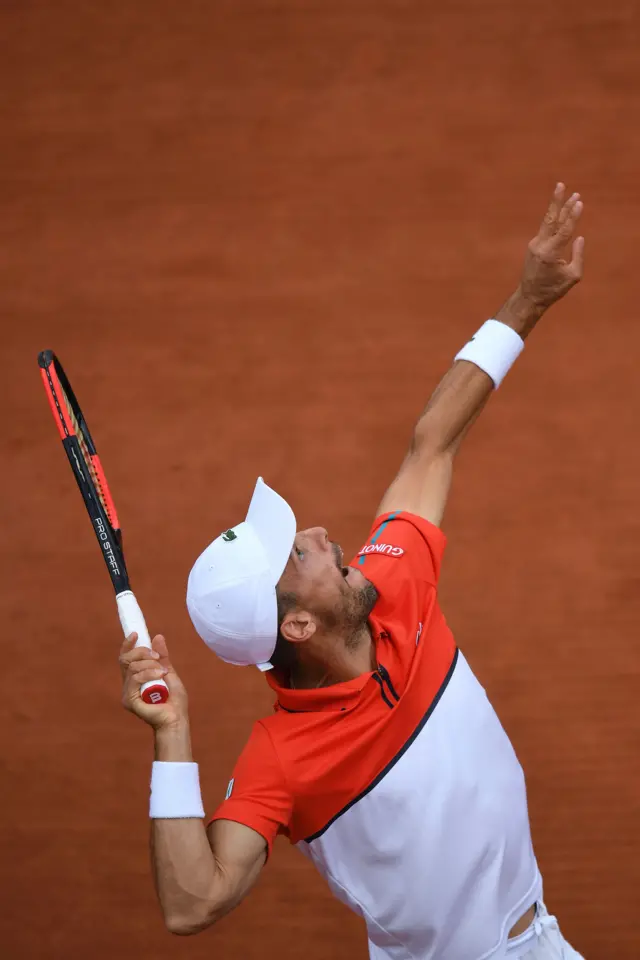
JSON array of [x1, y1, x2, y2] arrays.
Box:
[[533, 184, 584, 265], [538, 182, 565, 241], [567, 234, 585, 280], [557, 191, 580, 227], [555, 196, 583, 245]]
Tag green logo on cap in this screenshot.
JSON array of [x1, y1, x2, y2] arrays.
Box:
[[222, 529, 237, 542]]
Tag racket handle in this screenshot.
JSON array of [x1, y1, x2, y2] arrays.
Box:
[[116, 590, 170, 705]]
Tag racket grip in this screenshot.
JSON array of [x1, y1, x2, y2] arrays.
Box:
[[116, 590, 169, 705]]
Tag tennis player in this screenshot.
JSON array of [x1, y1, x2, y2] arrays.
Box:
[[120, 184, 586, 959]]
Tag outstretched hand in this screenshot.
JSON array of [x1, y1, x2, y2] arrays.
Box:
[[519, 182, 584, 312]]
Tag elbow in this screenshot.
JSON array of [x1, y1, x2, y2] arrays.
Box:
[[166, 920, 193, 937], [164, 903, 221, 937], [165, 915, 214, 937], [411, 416, 456, 457], [166, 922, 200, 937], [165, 915, 200, 937], [410, 429, 456, 461]]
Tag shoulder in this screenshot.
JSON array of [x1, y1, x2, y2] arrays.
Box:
[[246, 711, 309, 760], [234, 718, 282, 770], [222, 719, 291, 805], [352, 510, 447, 587]]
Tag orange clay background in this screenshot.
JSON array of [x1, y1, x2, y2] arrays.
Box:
[[2, 2, 639, 958]]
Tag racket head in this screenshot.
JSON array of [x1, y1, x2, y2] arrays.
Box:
[[38, 350, 129, 594]]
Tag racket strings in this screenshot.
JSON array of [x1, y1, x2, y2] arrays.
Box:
[[60, 387, 115, 526]]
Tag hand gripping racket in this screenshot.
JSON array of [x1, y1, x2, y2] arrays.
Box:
[[38, 350, 169, 704]]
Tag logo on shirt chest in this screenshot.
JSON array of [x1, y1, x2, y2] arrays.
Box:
[[357, 543, 405, 558]]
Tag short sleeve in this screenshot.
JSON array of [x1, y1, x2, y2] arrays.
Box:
[[208, 722, 292, 856], [350, 511, 446, 598]]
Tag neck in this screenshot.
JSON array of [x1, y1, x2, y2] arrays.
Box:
[[289, 622, 375, 690]]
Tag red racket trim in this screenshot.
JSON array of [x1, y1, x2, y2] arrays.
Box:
[[89, 453, 121, 531], [41, 360, 120, 532]]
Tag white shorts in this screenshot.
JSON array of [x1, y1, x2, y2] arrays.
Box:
[[506, 901, 585, 959]]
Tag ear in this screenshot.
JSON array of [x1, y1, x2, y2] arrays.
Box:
[[280, 610, 317, 644]]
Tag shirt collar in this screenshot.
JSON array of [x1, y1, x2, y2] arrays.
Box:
[[266, 616, 383, 713]]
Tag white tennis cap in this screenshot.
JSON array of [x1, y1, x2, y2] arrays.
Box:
[[186, 477, 296, 670]]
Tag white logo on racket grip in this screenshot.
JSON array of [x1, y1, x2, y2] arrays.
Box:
[[148, 690, 164, 704], [94, 517, 121, 576]]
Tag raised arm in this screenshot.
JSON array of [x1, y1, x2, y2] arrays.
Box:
[[119, 634, 267, 936], [377, 183, 585, 526]]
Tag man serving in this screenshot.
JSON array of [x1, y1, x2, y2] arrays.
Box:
[[120, 184, 586, 959]]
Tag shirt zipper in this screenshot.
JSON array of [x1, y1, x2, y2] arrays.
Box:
[[378, 663, 400, 701], [374, 663, 400, 708], [373, 673, 395, 709]]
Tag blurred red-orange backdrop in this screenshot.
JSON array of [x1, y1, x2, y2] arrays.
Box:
[[2, 2, 639, 958]]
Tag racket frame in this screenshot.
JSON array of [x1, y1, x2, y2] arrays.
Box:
[[38, 350, 169, 705]]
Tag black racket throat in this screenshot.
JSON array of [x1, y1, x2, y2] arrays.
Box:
[[62, 434, 131, 595]]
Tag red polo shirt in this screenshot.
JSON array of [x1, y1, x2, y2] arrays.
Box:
[[209, 511, 541, 960], [209, 510, 453, 850]]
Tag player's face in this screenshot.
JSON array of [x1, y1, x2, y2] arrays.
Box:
[[279, 527, 376, 633]]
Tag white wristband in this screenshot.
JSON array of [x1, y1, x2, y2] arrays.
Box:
[[149, 761, 205, 819], [454, 319, 524, 388]]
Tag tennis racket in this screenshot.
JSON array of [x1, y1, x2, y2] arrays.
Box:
[[38, 350, 169, 705]]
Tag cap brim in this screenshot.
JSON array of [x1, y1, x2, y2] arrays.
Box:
[[245, 477, 296, 586]]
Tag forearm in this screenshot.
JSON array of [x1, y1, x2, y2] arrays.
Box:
[[377, 185, 582, 524], [151, 724, 220, 934], [412, 358, 493, 455], [413, 289, 540, 455]]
